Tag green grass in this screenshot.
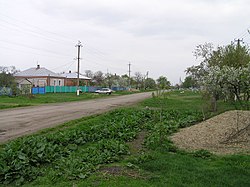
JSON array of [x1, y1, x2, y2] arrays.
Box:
[[139, 152, 250, 187], [141, 90, 237, 118], [0, 91, 135, 110], [1, 90, 249, 186], [142, 91, 204, 110], [23, 152, 250, 187]]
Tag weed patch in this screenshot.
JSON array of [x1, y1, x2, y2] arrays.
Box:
[[1, 91, 249, 186]]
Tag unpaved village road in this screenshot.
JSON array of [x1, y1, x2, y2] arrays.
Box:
[[0, 92, 152, 143]]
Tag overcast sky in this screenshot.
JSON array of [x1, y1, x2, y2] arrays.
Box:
[[0, 0, 250, 84]]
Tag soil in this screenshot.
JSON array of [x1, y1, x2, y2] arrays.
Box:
[[127, 130, 147, 154], [0, 92, 152, 143], [171, 110, 250, 155], [99, 131, 148, 177]]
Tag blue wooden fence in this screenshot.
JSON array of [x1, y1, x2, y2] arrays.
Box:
[[32, 87, 45, 94], [31, 86, 127, 94]]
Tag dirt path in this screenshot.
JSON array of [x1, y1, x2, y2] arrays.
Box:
[[0, 92, 152, 143]]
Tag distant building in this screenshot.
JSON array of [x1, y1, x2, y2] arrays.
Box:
[[14, 65, 65, 88], [14, 65, 91, 88], [61, 70, 91, 86]]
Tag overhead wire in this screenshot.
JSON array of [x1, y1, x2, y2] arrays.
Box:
[[235, 25, 250, 43], [0, 12, 131, 64], [0, 45, 73, 60], [0, 12, 150, 75], [50, 61, 75, 71], [0, 12, 74, 44], [84, 57, 126, 72], [0, 22, 66, 45], [0, 39, 73, 58]]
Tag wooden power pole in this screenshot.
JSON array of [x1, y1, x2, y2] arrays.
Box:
[[75, 41, 83, 95], [128, 62, 131, 90]]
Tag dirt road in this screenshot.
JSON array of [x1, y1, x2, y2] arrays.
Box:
[[0, 92, 152, 143]]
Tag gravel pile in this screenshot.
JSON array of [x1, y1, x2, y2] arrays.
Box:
[[171, 110, 250, 155]]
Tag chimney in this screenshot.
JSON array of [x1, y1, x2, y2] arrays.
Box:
[[37, 64, 40, 69], [69, 70, 71, 73]]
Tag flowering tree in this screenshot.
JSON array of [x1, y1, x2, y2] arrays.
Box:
[[204, 66, 250, 101], [186, 43, 250, 110]]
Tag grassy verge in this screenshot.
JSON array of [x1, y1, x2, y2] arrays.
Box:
[[0, 90, 249, 186], [0, 91, 136, 110]]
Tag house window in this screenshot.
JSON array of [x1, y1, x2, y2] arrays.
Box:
[[59, 80, 61, 86]]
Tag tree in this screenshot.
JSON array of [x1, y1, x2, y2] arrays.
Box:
[[217, 44, 250, 68], [121, 74, 130, 87], [0, 66, 18, 74], [0, 72, 15, 87], [92, 71, 104, 86], [203, 65, 250, 103], [116, 75, 128, 88], [0, 66, 19, 95], [145, 78, 156, 89], [103, 73, 124, 88], [187, 43, 250, 78], [84, 70, 93, 78], [186, 43, 214, 85], [104, 73, 114, 88], [182, 76, 198, 88], [186, 42, 250, 110], [156, 76, 171, 89], [133, 72, 143, 89]]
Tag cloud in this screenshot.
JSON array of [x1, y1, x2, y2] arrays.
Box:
[[1, 0, 250, 84], [29, 0, 248, 40]]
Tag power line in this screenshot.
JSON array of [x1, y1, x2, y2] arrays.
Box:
[[0, 13, 150, 76], [0, 22, 75, 49], [0, 12, 136, 70], [0, 39, 73, 58], [0, 45, 72, 59], [235, 25, 250, 41], [0, 12, 74, 43], [0, 19, 65, 44], [85, 45, 107, 57], [84, 58, 126, 72], [234, 38, 244, 47], [50, 61, 75, 71]]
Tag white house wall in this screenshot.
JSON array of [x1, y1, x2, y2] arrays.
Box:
[[28, 78, 47, 87], [49, 78, 65, 86], [16, 77, 65, 87]]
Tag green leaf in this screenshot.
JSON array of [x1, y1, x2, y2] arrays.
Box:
[[18, 154, 26, 160]]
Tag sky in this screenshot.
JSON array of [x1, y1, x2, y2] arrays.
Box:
[[0, 0, 250, 84]]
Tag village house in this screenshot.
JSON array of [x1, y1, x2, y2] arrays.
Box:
[[14, 65, 65, 89], [61, 70, 91, 86], [14, 65, 91, 89]]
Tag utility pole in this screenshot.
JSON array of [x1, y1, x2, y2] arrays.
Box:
[[75, 41, 83, 95], [107, 69, 111, 88], [128, 62, 131, 90], [234, 38, 244, 47], [144, 71, 149, 90]]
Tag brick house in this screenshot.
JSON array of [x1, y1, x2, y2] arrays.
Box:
[[61, 71, 91, 86], [15, 65, 65, 88]]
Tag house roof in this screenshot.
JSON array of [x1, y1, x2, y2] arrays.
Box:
[[14, 65, 91, 80], [61, 72, 91, 80], [15, 66, 62, 78]]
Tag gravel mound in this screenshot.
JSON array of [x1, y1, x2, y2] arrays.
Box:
[[171, 110, 250, 155]]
